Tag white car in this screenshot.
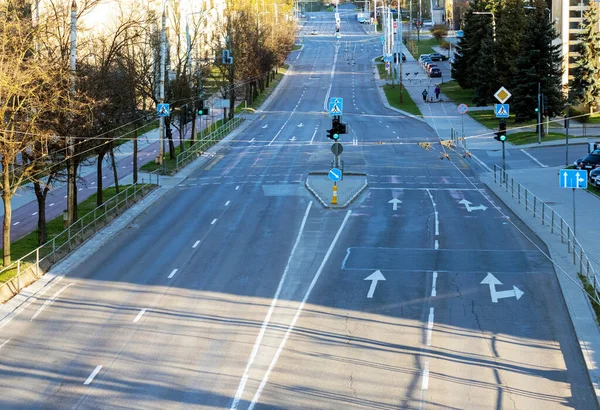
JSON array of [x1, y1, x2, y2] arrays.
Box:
[[423, 20, 434, 27]]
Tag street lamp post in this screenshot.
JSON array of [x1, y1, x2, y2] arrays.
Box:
[[186, 11, 204, 145], [472, 11, 495, 42], [158, 0, 169, 170]]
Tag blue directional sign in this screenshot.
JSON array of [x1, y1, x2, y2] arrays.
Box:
[[381, 36, 385, 44], [495, 104, 510, 118], [329, 97, 343, 116], [157, 103, 170, 117], [560, 169, 587, 189], [457, 30, 464, 38], [329, 168, 342, 181]]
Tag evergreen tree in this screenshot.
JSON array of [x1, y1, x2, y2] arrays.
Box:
[[450, 0, 493, 90], [512, 0, 562, 129], [493, 0, 526, 92], [472, 34, 495, 106], [571, 2, 600, 113]]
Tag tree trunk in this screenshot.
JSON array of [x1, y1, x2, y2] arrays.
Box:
[[2, 159, 12, 266], [33, 181, 49, 246], [179, 111, 185, 154], [110, 146, 119, 194], [266, 73, 270, 88], [166, 116, 175, 159], [97, 150, 106, 206]]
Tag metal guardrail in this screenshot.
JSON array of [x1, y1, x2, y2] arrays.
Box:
[[493, 165, 600, 302], [175, 117, 244, 170], [0, 170, 160, 298]]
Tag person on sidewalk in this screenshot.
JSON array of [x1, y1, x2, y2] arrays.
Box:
[[422, 88, 428, 103], [434, 85, 441, 100]]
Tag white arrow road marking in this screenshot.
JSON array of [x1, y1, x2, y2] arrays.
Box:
[[364, 270, 386, 298], [459, 199, 487, 212], [480, 272, 524, 303], [249, 138, 255, 143], [289, 136, 296, 142], [388, 198, 402, 211], [262, 124, 268, 129], [297, 123, 304, 128]]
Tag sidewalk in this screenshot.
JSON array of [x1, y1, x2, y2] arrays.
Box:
[[381, 42, 600, 405]]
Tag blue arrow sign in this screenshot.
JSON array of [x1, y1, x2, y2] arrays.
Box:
[[560, 169, 587, 189], [381, 36, 385, 44], [329, 168, 342, 181], [457, 30, 464, 38], [329, 97, 343, 116], [157, 103, 170, 117], [495, 104, 510, 118]]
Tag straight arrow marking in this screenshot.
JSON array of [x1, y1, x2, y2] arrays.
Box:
[[364, 270, 386, 298], [388, 198, 402, 211]]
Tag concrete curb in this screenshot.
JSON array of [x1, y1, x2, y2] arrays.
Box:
[[305, 172, 368, 209], [480, 173, 600, 407], [371, 58, 427, 124]]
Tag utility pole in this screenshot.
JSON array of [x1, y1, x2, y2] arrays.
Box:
[[159, 3, 167, 168], [67, 0, 77, 225], [537, 82, 541, 144], [186, 12, 203, 144]]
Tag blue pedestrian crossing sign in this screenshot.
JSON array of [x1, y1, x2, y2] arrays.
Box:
[[329, 98, 343, 116], [560, 169, 587, 189], [157, 103, 170, 117], [495, 104, 509, 118], [329, 168, 342, 181]]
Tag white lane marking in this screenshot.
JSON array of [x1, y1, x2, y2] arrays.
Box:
[[520, 149, 548, 168], [30, 283, 72, 321], [133, 308, 147, 323], [13, 222, 19, 226], [84, 365, 103, 385], [49, 203, 55, 207], [225, 201, 230, 206], [421, 362, 430, 390], [168, 269, 178, 279], [434, 240, 439, 250], [64, 195, 67, 199], [323, 44, 340, 111], [426, 307, 434, 346], [431, 271, 438, 297], [425, 189, 439, 236], [310, 128, 318, 145], [31, 212, 38, 216], [248, 210, 353, 409], [231, 202, 313, 409], [235, 186, 240, 190], [211, 218, 217, 225], [193, 240, 200, 248], [0, 339, 10, 350]]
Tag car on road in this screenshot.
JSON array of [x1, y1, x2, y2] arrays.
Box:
[[393, 52, 406, 63], [423, 20, 434, 27], [428, 67, 442, 77], [429, 53, 448, 61], [575, 149, 600, 171], [311, 29, 318, 35]]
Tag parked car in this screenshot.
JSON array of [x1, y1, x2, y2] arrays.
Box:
[[427, 64, 439, 73], [423, 20, 434, 27], [392, 52, 406, 63], [429, 67, 442, 77], [429, 53, 448, 61], [311, 29, 318, 35], [575, 149, 600, 171], [424, 61, 437, 71], [589, 167, 600, 186], [418, 54, 430, 62], [420, 57, 432, 68]]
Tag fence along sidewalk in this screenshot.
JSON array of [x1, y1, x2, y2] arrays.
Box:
[[492, 165, 599, 303]]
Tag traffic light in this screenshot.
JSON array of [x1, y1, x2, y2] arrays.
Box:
[[327, 128, 335, 139], [195, 100, 209, 115], [494, 120, 507, 142]]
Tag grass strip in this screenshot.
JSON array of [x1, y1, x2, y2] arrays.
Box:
[[506, 132, 581, 145], [579, 274, 600, 326], [383, 84, 421, 117]]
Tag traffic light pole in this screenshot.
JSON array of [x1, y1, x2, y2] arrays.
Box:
[[537, 82, 541, 144], [502, 140, 506, 181]]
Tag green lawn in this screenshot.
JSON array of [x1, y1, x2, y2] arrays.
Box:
[[140, 139, 197, 174], [438, 80, 476, 105], [293, 45, 302, 51], [406, 38, 440, 59], [589, 114, 600, 124], [467, 110, 540, 129], [0, 184, 154, 281], [505, 131, 580, 145], [383, 84, 421, 117]]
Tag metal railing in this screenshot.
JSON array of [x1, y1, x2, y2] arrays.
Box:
[[0, 170, 160, 300], [493, 165, 600, 302], [176, 117, 244, 171]]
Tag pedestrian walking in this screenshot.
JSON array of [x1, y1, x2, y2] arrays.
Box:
[[434, 85, 441, 100], [422, 88, 428, 102]]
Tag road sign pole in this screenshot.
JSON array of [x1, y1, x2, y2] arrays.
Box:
[[501, 140, 506, 182], [332, 182, 338, 205], [573, 188, 576, 238], [461, 114, 464, 139], [537, 82, 541, 144], [566, 104, 570, 166]]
